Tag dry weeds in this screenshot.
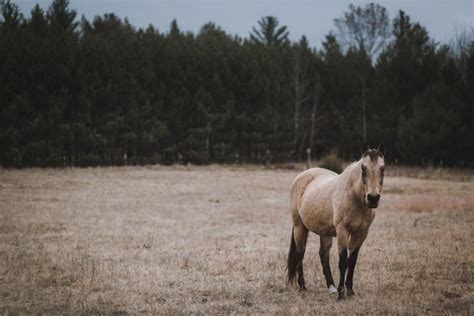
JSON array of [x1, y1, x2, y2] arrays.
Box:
[[0, 165, 473, 314]]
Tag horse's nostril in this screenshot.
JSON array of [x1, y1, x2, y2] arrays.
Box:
[[367, 193, 380, 202]]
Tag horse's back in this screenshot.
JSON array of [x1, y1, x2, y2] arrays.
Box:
[[290, 167, 336, 203]]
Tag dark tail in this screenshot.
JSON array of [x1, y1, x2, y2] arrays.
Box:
[[287, 227, 298, 284]]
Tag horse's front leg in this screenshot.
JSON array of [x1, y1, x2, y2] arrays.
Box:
[[336, 225, 350, 301], [346, 231, 368, 296]]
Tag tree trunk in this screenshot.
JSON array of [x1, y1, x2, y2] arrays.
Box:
[[70, 127, 75, 166], [293, 52, 310, 161], [362, 87, 367, 142], [294, 100, 300, 159], [309, 84, 318, 158], [294, 54, 301, 159]]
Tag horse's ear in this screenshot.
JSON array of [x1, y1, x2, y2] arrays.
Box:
[[362, 142, 369, 157], [378, 144, 385, 157]]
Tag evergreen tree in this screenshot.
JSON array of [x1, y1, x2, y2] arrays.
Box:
[[0, 1, 471, 167], [250, 16, 289, 47]]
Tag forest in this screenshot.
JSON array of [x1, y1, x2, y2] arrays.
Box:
[[0, 0, 473, 167]]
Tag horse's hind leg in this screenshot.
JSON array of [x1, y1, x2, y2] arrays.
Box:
[[295, 225, 308, 291], [287, 224, 308, 291], [319, 236, 337, 293]]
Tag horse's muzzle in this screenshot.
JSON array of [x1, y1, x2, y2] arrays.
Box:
[[367, 193, 380, 208], [367, 201, 379, 208]]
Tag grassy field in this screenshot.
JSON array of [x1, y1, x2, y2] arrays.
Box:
[[0, 165, 473, 314]]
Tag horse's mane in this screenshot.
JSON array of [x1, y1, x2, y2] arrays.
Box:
[[340, 159, 362, 177], [334, 158, 364, 195]]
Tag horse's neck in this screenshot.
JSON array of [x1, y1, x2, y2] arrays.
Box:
[[335, 160, 365, 206], [339, 160, 361, 186]]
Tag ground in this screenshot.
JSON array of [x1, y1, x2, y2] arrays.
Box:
[[0, 165, 473, 314]]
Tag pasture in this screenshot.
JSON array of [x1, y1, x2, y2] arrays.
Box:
[[0, 165, 473, 314]]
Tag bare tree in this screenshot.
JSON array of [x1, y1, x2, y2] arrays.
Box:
[[450, 24, 474, 83], [309, 75, 321, 160], [334, 3, 391, 60], [292, 37, 311, 160], [451, 24, 474, 55], [334, 3, 390, 141]]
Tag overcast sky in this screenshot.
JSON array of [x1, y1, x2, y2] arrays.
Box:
[[16, 0, 474, 48]]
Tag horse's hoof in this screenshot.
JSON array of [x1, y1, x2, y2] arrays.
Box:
[[299, 286, 307, 292], [337, 289, 345, 301], [328, 285, 338, 294], [346, 288, 355, 296]]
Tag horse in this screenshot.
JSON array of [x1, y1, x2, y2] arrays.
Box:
[[287, 143, 385, 301]]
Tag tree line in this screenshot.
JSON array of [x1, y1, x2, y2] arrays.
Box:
[[1, 0, 473, 167]]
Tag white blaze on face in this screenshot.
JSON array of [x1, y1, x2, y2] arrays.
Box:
[[361, 154, 385, 206], [370, 156, 385, 194]]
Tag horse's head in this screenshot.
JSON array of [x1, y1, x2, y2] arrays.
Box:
[[360, 143, 385, 209]]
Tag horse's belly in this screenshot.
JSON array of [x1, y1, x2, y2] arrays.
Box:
[[314, 223, 337, 237], [300, 207, 336, 237]]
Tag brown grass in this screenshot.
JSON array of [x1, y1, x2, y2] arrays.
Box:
[[386, 165, 474, 182], [399, 194, 474, 213], [0, 165, 473, 314]]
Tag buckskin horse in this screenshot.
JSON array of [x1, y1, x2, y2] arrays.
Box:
[[287, 143, 385, 301]]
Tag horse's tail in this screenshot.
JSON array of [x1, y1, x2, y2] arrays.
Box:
[[287, 227, 298, 284]]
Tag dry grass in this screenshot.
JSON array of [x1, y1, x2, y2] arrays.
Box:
[[0, 165, 473, 314], [386, 165, 474, 182], [399, 194, 474, 213]]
